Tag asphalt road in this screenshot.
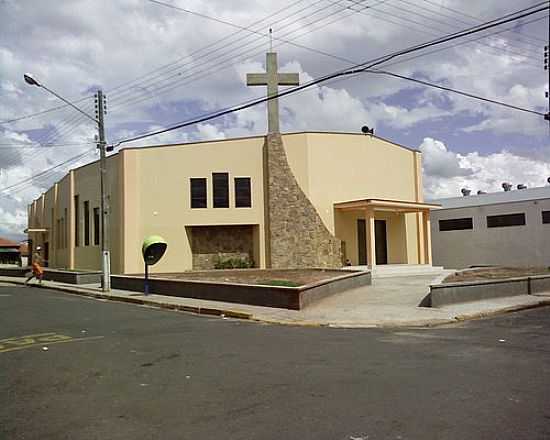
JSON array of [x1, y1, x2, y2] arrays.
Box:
[[1, 284, 550, 440]]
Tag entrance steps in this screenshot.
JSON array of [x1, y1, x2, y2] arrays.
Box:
[[346, 264, 445, 279]]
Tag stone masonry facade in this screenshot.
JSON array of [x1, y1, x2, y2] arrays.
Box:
[[189, 225, 254, 270], [264, 133, 342, 268]]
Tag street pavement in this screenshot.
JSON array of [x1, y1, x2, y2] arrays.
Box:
[[1, 284, 550, 440], [2, 274, 549, 328]]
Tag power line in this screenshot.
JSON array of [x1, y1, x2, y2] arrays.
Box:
[[366, 69, 545, 116], [338, 0, 541, 63], [109, 0, 366, 109], [0, 96, 94, 126], [107, 0, 327, 104], [0, 142, 94, 149], [0, 0, 313, 125], [114, 3, 549, 146], [112, 0, 544, 112], [0, 148, 96, 195], [421, 0, 547, 44]]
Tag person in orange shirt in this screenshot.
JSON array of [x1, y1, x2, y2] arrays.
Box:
[[25, 247, 44, 286]]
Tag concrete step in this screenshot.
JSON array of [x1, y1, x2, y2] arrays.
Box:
[[346, 264, 445, 278], [372, 265, 444, 278]]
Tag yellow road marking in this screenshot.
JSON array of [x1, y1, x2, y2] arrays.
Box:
[[0, 336, 104, 354], [0, 332, 57, 343]]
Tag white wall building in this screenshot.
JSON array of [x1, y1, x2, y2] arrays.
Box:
[[430, 186, 550, 269]]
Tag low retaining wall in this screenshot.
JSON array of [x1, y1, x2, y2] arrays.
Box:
[[0, 267, 28, 277], [42, 270, 102, 285], [111, 270, 371, 310], [0, 267, 101, 284], [529, 275, 550, 295], [428, 274, 550, 307]]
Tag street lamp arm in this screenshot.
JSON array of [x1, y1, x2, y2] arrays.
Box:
[[37, 84, 100, 125]]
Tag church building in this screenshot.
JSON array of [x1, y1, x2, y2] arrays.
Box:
[[27, 52, 437, 275]]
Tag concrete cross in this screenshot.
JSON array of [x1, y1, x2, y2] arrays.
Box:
[[246, 52, 300, 134]]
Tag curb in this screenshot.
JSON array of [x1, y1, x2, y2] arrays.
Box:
[[1, 278, 254, 321], [451, 299, 550, 322], [3, 278, 549, 329]]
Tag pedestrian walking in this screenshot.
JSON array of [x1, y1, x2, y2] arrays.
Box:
[[25, 247, 44, 286]]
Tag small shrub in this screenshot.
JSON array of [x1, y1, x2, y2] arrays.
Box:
[[258, 279, 302, 287], [214, 256, 254, 269]]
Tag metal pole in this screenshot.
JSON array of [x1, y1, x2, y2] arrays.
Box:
[[96, 90, 111, 292], [144, 262, 149, 296]]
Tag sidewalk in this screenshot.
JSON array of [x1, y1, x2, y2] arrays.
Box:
[[1, 274, 549, 328]]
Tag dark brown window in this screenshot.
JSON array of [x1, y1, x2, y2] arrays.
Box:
[[94, 207, 100, 245], [64, 208, 67, 249], [213, 173, 229, 208], [235, 177, 251, 208], [487, 213, 525, 228], [74, 195, 80, 247], [439, 218, 473, 231], [542, 210, 550, 224], [84, 201, 90, 246], [190, 178, 207, 208]]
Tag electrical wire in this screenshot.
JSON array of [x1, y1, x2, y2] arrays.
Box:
[[366, 69, 545, 116], [109, 0, 365, 108], [111, 0, 544, 112], [0, 148, 96, 195], [422, 0, 547, 44], [113, 3, 549, 146]]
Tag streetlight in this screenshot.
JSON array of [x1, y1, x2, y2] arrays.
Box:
[[24, 73, 111, 292]]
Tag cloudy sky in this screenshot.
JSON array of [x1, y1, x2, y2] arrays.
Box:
[[1, 0, 549, 240]]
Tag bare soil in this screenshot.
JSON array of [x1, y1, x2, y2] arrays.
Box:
[[150, 269, 350, 287], [444, 266, 550, 284]]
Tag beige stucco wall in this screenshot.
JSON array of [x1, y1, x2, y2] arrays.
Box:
[[333, 209, 410, 265], [55, 174, 71, 268], [28, 131, 428, 273], [72, 155, 122, 272], [284, 132, 423, 264], [122, 136, 266, 274]]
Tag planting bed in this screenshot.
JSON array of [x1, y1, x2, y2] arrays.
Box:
[[111, 268, 371, 310], [444, 267, 550, 283]]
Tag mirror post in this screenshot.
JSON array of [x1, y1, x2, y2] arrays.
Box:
[[144, 262, 149, 295]]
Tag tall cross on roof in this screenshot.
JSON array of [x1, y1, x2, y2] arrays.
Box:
[[246, 52, 300, 134]]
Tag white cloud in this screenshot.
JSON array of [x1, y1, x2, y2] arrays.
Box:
[[1, 0, 549, 233], [421, 137, 550, 199], [419, 137, 474, 178]]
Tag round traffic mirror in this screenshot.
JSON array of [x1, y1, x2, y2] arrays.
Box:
[[142, 235, 167, 266]]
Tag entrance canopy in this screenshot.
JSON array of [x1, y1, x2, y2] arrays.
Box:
[[334, 198, 440, 266], [334, 198, 440, 213]]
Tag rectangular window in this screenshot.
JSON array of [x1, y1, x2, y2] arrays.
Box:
[[190, 178, 207, 208], [439, 218, 473, 232], [542, 211, 550, 224], [213, 172, 229, 208], [64, 208, 68, 249], [235, 177, 251, 208], [74, 195, 80, 247], [51, 209, 54, 247], [56, 219, 61, 248], [84, 201, 90, 246], [487, 213, 526, 228], [94, 208, 100, 245]]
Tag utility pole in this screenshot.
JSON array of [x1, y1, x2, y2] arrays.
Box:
[[545, 3, 550, 124], [23, 74, 111, 291], [95, 90, 111, 292]]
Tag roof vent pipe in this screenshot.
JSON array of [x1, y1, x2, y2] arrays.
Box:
[[461, 188, 471, 196], [502, 182, 513, 192], [517, 184, 527, 190]]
